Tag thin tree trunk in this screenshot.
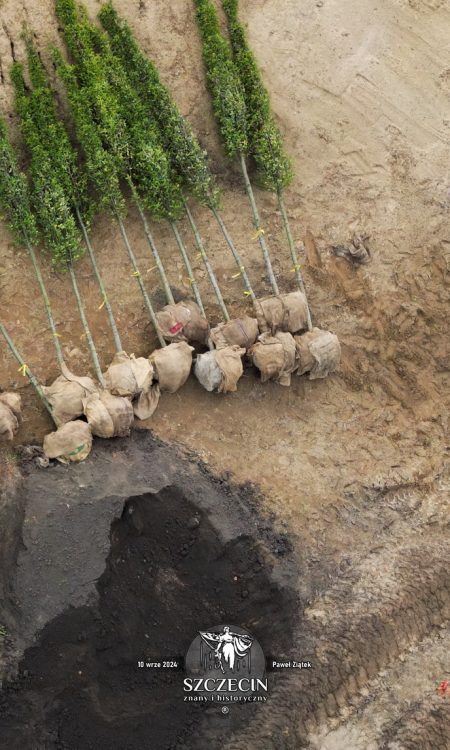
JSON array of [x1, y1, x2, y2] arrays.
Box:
[[114, 210, 166, 348], [74, 204, 124, 352], [277, 191, 312, 331], [184, 200, 230, 322], [169, 220, 205, 316], [129, 182, 175, 306], [25, 239, 65, 368], [239, 152, 279, 295], [210, 205, 257, 306], [0, 322, 54, 419], [68, 265, 106, 386]]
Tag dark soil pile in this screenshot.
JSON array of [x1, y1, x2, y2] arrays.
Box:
[[0, 481, 298, 750]]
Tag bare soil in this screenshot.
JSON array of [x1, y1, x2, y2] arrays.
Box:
[[0, 0, 449, 748], [0, 434, 299, 750]]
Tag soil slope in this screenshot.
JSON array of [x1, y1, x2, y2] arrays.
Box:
[[0, 0, 449, 747]]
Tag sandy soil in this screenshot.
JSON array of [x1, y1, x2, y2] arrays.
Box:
[[0, 0, 449, 747], [0, 0, 448, 523]]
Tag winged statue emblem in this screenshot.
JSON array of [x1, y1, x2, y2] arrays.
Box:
[[199, 626, 253, 674]]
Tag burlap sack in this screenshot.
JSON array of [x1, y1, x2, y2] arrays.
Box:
[[83, 391, 114, 438], [249, 332, 297, 386], [215, 346, 245, 393], [156, 300, 210, 345], [133, 384, 161, 421], [83, 390, 134, 438], [0, 391, 22, 417], [0, 402, 19, 441], [295, 328, 341, 379], [194, 350, 224, 392], [103, 351, 153, 398], [210, 316, 259, 351], [98, 391, 134, 437], [156, 302, 190, 341], [196, 346, 245, 393], [256, 291, 309, 335], [42, 363, 97, 427], [43, 420, 93, 463], [130, 355, 153, 392], [275, 332, 297, 386], [150, 342, 194, 393]]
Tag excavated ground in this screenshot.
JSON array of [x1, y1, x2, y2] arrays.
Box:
[[0, 433, 300, 749], [0, 0, 449, 747], [0, 439, 449, 749]]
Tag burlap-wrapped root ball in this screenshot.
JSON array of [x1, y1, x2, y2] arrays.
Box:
[[210, 316, 259, 352], [42, 363, 97, 426], [43, 420, 93, 463], [0, 392, 22, 441], [294, 328, 341, 379], [150, 342, 194, 393], [249, 332, 297, 387], [133, 385, 160, 421], [195, 346, 246, 393], [83, 390, 134, 438], [102, 351, 159, 421], [103, 351, 152, 397], [156, 300, 210, 346], [256, 291, 309, 335]]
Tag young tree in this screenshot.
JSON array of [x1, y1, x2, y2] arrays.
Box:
[[98, 2, 254, 314], [193, 0, 280, 295], [21, 38, 124, 351], [91, 27, 210, 317], [0, 323, 53, 418], [222, 0, 312, 329], [52, 46, 166, 347], [0, 116, 64, 367], [99, 2, 218, 209], [11, 62, 105, 384], [56, 0, 210, 322]]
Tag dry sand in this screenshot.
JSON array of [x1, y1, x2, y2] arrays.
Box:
[[0, 1, 449, 745]]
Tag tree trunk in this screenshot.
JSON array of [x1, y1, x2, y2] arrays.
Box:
[[25, 239, 65, 368], [0, 323, 54, 419], [184, 200, 230, 321], [239, 152, 279, 295], [169, 220, 205, 316], [68, 265, 106, 386], [75, 205, 124, 351], [129, 182, 175, 306], [277, 191, 312, 331], [210, 205, 260, 315], [114, 210, 166, 348]]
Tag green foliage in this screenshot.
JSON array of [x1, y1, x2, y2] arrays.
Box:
[[222, 0, 293, 192], [0, 117, 38, 245], [89, 22, 183, 221], [11, 62, 82, 269], [31, 151, 82, 268], [56, 1, 129, 167], [54, 0, 78, 28], [21, 38, 88, 215], [56, 0, 182, 221], [52, 47, 124, 214], [99, 2, 219, 209], [193, 0, 248, 159]]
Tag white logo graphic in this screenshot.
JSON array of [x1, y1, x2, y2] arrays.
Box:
[[184, 623, 267, 702], [199, 626, 253, 674]]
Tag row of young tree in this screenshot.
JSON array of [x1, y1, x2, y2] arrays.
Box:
[[1, 0, 337, 453]]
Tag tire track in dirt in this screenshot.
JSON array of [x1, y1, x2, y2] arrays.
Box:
[[221, 478, 450, 749], [309, 628, 450, 749]]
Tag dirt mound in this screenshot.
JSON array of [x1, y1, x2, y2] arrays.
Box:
[[0, 433, 298, 749]]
